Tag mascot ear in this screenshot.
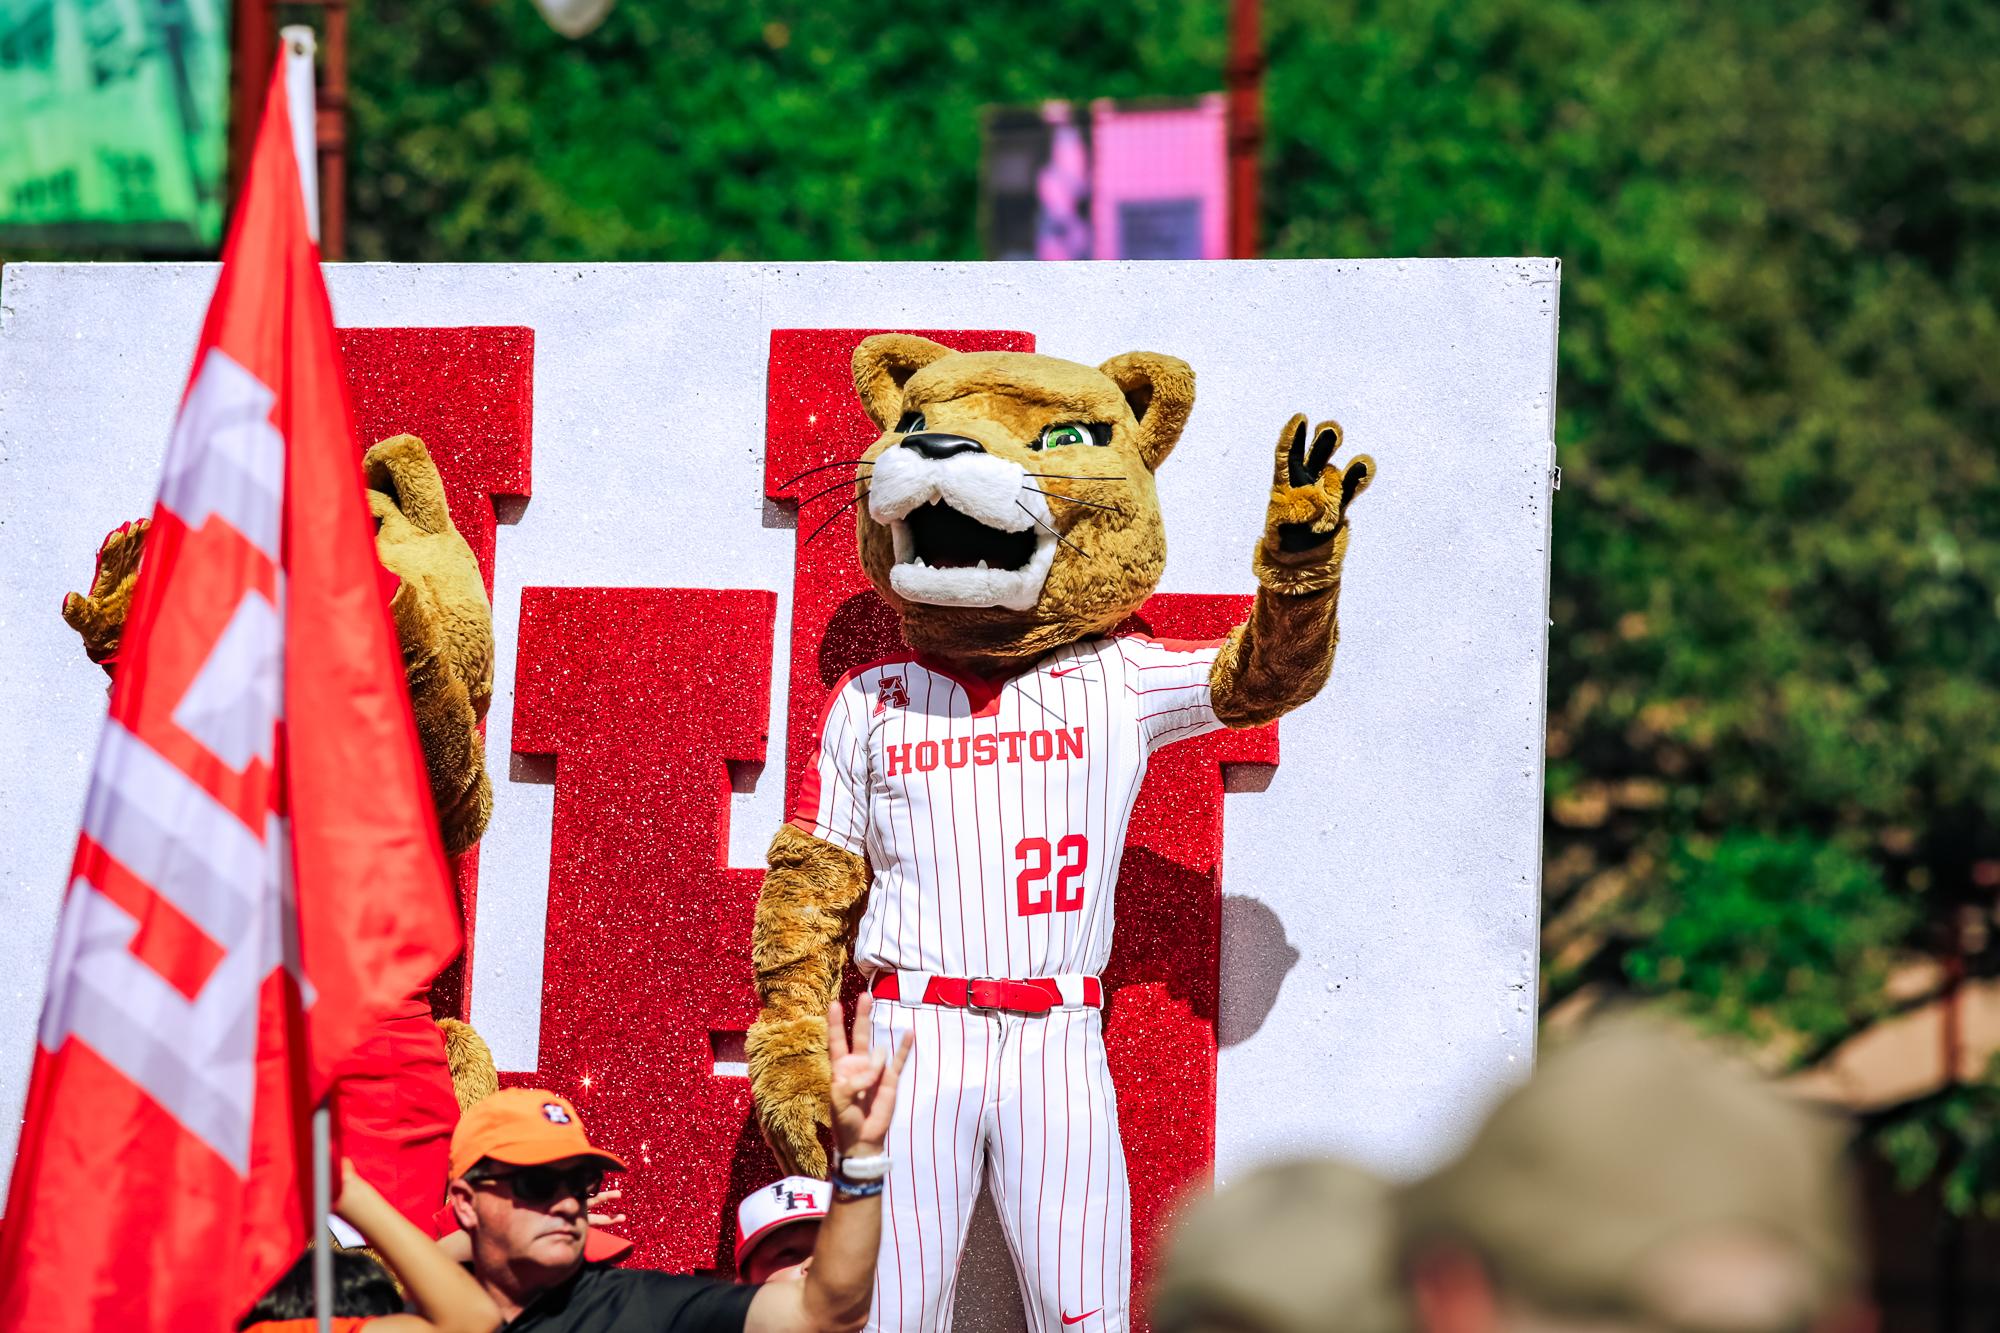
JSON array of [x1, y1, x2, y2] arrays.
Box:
[[853, 334, 958, 432], [1098, 352, 1195, 471]]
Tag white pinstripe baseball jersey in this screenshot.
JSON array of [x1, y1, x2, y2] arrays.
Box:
[[791, 635, 1222, 1333], [791, 634, 1224, 979]]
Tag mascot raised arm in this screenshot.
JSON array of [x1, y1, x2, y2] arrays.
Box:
[[748, 335, 1373, 1333]]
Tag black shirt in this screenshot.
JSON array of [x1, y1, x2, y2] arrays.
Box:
[[504, 1266, 758, 1333]]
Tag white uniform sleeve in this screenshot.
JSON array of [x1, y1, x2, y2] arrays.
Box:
[[789, 678, 871, 856], [1118, 635, 1227, 751]]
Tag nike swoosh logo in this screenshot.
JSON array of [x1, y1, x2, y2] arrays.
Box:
[[1049, 666, 1089, 678], [1062, 1312, 1101, 1325]]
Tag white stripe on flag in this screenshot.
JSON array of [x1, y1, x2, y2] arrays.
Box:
[[37, 880, 265, 1172], [158, 348, 285, 560], [81, 720, 268, 948], [171, 588, 284, 773]]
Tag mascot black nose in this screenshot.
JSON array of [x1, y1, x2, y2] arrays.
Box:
[[901, 432, 985, 460]]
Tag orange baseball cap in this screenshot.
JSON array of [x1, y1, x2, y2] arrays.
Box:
[[449, 1089, 628, 1181]]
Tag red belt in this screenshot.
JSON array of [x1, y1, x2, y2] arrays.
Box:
[[871, 973, 1102, 1013]]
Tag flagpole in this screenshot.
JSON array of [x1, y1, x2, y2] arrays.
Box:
[[282, 26, 323, 243], [279, 27, 332, 1333], [313, 1103, 334, 1333]]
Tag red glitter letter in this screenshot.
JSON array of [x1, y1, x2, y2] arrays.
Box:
[[1102, 594, 1277, 1304], [511, 587, 778, 1273]]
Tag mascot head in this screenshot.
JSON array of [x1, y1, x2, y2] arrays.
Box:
[[851, 333, 1195, 668]]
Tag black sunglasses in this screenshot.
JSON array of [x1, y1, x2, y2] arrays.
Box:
[[470, 1164, 605, 1207]]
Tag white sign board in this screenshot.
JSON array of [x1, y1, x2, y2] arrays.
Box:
[[0, 260, 1555, 1272]]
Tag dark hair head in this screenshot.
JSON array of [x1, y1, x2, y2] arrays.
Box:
[[239, 1247, 405, 1327]]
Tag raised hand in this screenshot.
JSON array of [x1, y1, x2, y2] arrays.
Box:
[[586, 1188, 627, 1227], [825, 994, 913, 1159], [1255, 414, 1374, 596], [1269, 414, 1374, 552]]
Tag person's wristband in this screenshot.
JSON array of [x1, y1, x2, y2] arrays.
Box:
[[832, 1176, 885, 1201], [835, 1152, 891, 1182]]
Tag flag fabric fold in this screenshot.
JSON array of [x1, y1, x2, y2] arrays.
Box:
[[0, 49, 461, 1330]]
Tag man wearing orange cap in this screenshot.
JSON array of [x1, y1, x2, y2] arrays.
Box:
[[445, 997, 911, 1332]]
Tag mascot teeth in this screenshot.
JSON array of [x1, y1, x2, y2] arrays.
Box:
[[870, 445, 1059, 611]]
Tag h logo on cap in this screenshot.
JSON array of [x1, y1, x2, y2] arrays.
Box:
[[542, 1102, 573, 1124]]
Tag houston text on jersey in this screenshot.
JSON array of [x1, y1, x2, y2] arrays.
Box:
[[883, 727, 1086, 775]]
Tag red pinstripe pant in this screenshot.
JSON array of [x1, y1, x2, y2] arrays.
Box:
[[866, 999, 1130, 1333]]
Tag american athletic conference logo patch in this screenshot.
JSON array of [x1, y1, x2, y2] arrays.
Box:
[[874, 675, 909, 715], [542, 1102, 573, 1124]]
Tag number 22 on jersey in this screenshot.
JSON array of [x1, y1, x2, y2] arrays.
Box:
[[1015, 834, 1088, 916]]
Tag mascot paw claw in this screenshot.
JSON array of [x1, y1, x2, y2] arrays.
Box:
[[1256, 414, 1375, 595], [61, 519, 152, 672]]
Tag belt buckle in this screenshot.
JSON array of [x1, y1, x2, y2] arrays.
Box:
[[964, 977, 1008, 1013]]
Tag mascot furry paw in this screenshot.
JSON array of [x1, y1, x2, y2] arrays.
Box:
[[61, 519, 151, 671], [61, 433, 502, 1223], [747, 335, 1373, 1332]]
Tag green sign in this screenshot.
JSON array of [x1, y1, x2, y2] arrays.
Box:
[[0, 0, 227, 250]]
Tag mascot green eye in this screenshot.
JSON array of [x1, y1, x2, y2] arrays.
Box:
[[1036, 422, 1099, 450]]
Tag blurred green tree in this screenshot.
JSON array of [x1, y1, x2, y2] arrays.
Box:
[[345, 0, 2000, 1208], [345, 0, 1225, 260], [1259, 0, 2000, 1211]]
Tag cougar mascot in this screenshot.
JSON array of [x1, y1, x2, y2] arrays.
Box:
[[748, 335, 1374, 1332]]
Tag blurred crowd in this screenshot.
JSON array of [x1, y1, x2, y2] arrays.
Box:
[[244, 1009, 1866, 1333], [1154, 1015, 1862, 1333]]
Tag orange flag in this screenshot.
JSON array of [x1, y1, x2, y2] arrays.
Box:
[[0, 49, 460, 1329]]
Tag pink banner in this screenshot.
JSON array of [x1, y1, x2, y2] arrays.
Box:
[[1089, 95, 1228, 261]]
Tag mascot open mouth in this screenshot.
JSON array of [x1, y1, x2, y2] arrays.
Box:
[[867, 446, 1059, 610], [886, 500, 1057, 611], [903, 502, 1038, 571]]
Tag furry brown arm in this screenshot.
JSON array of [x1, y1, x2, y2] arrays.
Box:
[[367, 434, 495, 854], [384, 581, 491, 855], [747, 822, 870, 1177], [1212, 415, 1374, 728]]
